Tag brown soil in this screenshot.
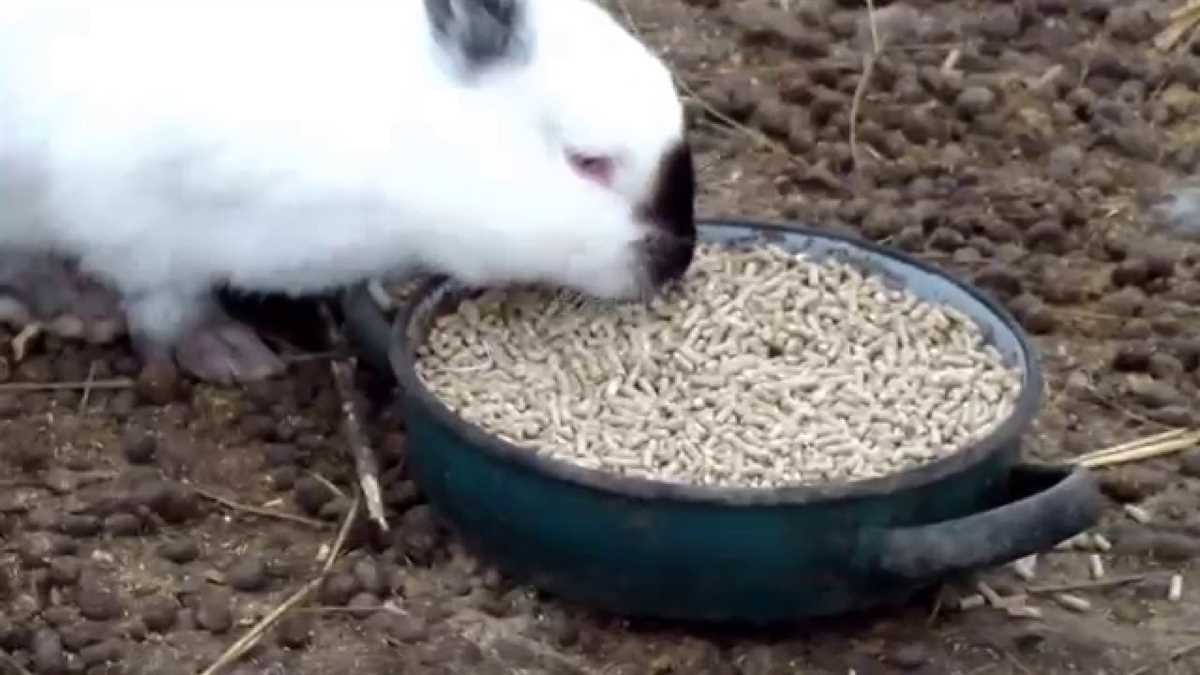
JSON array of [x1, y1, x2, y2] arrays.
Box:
[[3, 0, 1200, 673]]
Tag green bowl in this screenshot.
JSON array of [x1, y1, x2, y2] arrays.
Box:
[[343, 218, 1102, 623]]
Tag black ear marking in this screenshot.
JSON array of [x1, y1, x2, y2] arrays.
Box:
[[424, 0, 529, 76]]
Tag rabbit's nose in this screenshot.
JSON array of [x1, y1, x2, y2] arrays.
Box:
[[648, 234, 696, 285], [643, 230, 695, 288]]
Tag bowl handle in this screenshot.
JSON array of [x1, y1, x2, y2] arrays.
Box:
[[339, 282, 395, 377], [872, 463, 1104, 582]]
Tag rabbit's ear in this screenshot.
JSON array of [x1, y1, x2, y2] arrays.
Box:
[[424, 0, 530, 78]]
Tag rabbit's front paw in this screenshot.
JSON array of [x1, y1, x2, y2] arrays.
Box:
[[125, 289, 286, 385], [171, 318, 287, 385], [0, 249, 126, 345]]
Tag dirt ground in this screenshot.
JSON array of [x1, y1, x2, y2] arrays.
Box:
[[4, 0, 1200, 673]]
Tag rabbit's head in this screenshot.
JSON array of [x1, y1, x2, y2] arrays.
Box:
[[421, 0, 696, 299]]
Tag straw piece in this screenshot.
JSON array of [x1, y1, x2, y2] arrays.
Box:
[[320, 302, 389, 532], [1026, 573, 1152, 595], [198, 493, 360, 675], [1155, 0, 1200, 51], [1075, 428, 1192, 461], [1070, 429, 1200, 468]]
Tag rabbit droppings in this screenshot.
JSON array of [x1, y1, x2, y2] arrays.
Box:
[[0, 0, 697, 384]]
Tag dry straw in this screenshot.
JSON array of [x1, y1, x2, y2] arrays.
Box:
[[1067, 427, 1200, 469]]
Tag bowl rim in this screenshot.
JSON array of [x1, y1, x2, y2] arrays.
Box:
[[388, 217, 1044, 506]]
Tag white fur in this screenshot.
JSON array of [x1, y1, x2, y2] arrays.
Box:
[[0, 0, 687, 342], [1161, 186, 1200, 241]]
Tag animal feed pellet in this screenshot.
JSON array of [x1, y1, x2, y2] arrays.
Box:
[[415, 243, 1023, 488]]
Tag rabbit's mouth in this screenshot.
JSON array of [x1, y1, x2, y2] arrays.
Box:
[[640, 230, 696, 293]]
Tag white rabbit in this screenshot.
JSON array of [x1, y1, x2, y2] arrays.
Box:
[[0, 0, 696, 383]]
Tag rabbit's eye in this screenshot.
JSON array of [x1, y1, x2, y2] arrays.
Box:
[[567, 152, 614, 186]]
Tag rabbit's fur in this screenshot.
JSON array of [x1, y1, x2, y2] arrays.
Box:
[[1159, 186, 1200, 242], [0, 0, 696, 382]]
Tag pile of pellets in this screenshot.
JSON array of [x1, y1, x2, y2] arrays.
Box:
[[415, 243, 1023, 488]]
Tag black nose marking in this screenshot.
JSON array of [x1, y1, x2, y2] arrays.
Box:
[[641, 139, 697, 285], [643, 140, 696, 241]]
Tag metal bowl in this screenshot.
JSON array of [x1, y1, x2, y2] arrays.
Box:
[[343, 218, 1102, 623]]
